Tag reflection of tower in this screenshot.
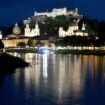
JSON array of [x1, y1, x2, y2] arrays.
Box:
[[42, 54, 48, 79], [58, 56, 66, 99]]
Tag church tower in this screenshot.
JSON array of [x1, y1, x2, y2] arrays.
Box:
[[34, 22, 40, 36], [25, 24, 31, 37], [24, 22, 40, 37], [81, 22, 86, 31]]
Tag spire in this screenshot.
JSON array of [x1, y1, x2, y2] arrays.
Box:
[[75, 8, 78, 13], [81, 22, 86, 31], [15, 22, 18, 27]]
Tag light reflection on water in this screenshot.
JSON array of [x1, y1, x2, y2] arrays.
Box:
[[1, 53, 105, 105]]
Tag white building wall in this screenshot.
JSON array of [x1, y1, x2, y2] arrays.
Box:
[[0, 31, 2, 39], [59, 27, 66, 37], [34, 7, 69, 18], [59, 24, 88, 37], [25, 22, 40, 37]]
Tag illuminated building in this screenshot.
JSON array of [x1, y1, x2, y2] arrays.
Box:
[[34, 7, 81, 17], [34, 7, 67, 17], [0, 31, 2, 39], [13, 23, 21, 35], [23, 7, 82, 25], [25, 22, 40, 37], [59, 22, 88, 37]]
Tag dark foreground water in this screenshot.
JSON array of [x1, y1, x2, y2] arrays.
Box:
[[1, 53, 105, 105]]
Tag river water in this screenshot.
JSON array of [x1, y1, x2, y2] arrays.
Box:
[[0, 53, 105, 105]]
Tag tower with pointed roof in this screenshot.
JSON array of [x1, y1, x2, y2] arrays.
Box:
[[24, 22, 40, 37], [34, 22, 40, 36], [25, 24, 31, 37], [81, 22, 86, 31]]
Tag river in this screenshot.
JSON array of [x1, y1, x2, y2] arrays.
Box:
[[0, 53, 105, 105]]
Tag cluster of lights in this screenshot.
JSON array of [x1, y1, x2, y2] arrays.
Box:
[[38, 47, 51, 54]]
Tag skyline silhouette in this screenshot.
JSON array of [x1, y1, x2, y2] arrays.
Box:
[[0, 0, 104, 26]]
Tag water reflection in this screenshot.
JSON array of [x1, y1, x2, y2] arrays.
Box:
[[1, 53, 105, 105]]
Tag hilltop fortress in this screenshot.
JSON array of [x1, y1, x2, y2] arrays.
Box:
[[23, 7, 82, 24], [1, 7, 87, 39], [22, 7, 87, 37], [1, 7, 89, 47]]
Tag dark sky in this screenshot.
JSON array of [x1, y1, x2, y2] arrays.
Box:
[[0, 0, 105, 26]]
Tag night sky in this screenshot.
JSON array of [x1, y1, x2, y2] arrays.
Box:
[[0, 0, 105, 26]]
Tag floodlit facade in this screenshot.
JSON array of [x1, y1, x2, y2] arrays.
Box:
[[59, 23, 88, 37], [13, 23, 21, 35], [34, 7, 67, 17], [23, 7, 82, 24], [25, 22, 40, 37]]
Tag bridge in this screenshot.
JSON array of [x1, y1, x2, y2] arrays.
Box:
[[2, 38, 49, 47]]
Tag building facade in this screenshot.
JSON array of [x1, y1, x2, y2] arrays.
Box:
[[34, 7, 67, 17], [25, 22, 40, 37], [13, 23, 21, 35], [23, 7, 82, 25], [59, 23, 88, 37]]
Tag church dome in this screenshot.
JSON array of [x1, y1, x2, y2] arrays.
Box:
[[13, 23, 21, 35]]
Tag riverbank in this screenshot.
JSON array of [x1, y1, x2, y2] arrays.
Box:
[[0, 53, 29, 74], [4, 47, 105, 55], [54, 49, 105, 55]]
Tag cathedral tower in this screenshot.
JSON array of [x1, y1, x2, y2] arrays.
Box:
[[25, 24, 31, 37]]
